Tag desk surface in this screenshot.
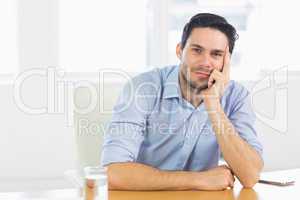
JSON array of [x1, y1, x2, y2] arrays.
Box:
[[1, 168, 299, 200]]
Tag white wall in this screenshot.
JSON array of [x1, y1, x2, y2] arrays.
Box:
[[18, 0, 58, 71], [249, 73, 300, 171], [0, 83, 76, 192], [0, 0, 75, 192]]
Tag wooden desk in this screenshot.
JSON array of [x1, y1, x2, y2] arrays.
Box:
[[1, 168, 299, 200]]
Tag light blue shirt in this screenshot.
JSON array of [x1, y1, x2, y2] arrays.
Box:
[[101, 65, 263, 171]]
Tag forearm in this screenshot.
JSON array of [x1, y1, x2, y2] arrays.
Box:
[[216, 121, 263, 187], [205, 99, 263, 187], [107, 162, 198, 190]]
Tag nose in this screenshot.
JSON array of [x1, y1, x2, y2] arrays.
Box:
[[199, 53, 213, 72]]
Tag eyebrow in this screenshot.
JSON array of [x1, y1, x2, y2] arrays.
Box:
[[190, 44, 225, 53]]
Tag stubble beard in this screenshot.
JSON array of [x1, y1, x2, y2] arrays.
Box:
[[180, 65, 209, 95]]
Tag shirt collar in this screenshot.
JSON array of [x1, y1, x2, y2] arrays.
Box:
[[162, 66, 181, 99]]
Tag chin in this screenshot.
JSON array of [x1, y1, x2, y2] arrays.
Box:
[[197, 83, 209, 91], [195, 79, 209, 87], [189, 80, 209, 91]]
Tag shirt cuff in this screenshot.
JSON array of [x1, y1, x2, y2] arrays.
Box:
[[101, 144, 136, 167]]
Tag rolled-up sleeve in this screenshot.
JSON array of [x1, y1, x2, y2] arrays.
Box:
[[101, 122, 145, 166], [229, 87, 264, 158], [101, 75, 158, 166]]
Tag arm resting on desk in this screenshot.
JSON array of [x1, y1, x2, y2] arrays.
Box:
[[204, 99, 264, 188], [106, 162, 235, 191]]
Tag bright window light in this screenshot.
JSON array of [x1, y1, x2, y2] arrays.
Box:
[[0, 0, 18, 74], [59, 0, 147, 72]]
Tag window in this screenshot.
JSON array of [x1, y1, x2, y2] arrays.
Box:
[[59, 0, 148, 72], [0, 0, 18, 74], [147, 0, 300, 80]]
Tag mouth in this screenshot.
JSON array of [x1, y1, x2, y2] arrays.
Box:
[[193, 71, 210, 78]]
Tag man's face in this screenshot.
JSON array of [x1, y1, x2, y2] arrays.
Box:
[[177, 27, 229, 91]]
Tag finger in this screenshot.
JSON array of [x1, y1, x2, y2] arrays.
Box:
[[211, 70, 224, 87], [224, 165, 235, 176], [207, 71, 215, 88], [225, 179, 234, 189], [228, 176, 235, 188], [231, 177, 235, 188], [222, 46, 230, 77], [207, 70, 222, 87], [221, 165, 233, 172], [218, 164, 229, 169], [226, 186, 232, 190], [229, 181, 234, 188]]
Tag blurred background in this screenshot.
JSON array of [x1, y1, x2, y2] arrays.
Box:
[[1, 0, 300, 192]]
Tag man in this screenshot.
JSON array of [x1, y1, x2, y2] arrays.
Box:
[[101, 13, 263, 190]]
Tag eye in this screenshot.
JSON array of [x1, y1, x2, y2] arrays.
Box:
[[192, 48, 202, 54], [212, 52, 223, 57]]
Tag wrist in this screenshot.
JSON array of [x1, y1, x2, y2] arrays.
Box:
[[203, 97, 221, 111], [191, 171, 207, 190]]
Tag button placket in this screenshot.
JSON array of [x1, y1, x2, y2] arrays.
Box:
[[176, 109, 209, 169]]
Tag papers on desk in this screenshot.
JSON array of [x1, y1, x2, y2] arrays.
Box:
[[259, 169, 297, 186], [258, 179, 295, 186]]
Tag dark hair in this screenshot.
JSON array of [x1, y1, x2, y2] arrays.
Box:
[[181, 13, 239, 54]]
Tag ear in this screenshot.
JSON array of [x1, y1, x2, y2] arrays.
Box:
[[176, 43, 182, 60]]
